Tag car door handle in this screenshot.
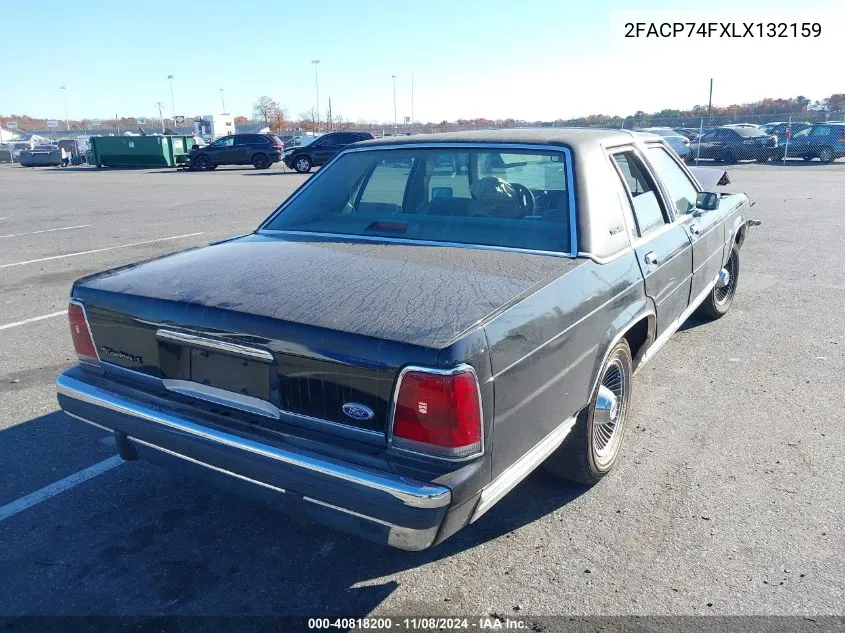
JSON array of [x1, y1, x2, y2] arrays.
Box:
[[644, 251, 658, 266], [689, 224, 700, 236]]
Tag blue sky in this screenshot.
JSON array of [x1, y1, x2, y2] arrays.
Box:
[[2, 0, 842, 123]]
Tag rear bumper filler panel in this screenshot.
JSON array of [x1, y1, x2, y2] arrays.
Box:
[[56, 368, 451, 550]]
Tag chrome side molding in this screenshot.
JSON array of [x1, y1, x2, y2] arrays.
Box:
[[638, 274, 718, 369], [470, 415, 577, 523]]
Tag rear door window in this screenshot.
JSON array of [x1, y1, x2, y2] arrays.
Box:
[[810, 126, 831, 137], [611, 152, 668, 235]]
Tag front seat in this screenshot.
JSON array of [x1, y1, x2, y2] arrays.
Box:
[[467, 176, 524, 219]]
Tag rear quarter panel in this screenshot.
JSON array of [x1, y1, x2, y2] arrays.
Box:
[[483, 253, 648, 479]]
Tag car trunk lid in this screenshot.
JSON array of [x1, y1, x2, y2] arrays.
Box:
[[73, 234, 580, 435]]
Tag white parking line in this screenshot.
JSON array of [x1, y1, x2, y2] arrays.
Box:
[[0, 232, 204, 269], [0, 455, 124, 523], [0, 310, 67, 331], [0, 224, 91, 239]]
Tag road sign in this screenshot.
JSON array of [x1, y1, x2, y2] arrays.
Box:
[[137, 117, 146, 125], [175, 115, 185, 124], [47, 120, 59, 128], [6, 121, 18, 130]]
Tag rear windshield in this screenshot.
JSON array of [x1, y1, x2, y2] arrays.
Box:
[[262, 148, 572, 253]]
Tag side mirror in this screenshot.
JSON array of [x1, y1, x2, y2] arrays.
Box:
[[432, 186, 454, 199], [695, 191, 720, 212]]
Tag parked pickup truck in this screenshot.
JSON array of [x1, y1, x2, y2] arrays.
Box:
[[57, 129, 753, 550]]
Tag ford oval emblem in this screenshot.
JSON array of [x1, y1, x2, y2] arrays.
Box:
[[342, 402, 374, 421]]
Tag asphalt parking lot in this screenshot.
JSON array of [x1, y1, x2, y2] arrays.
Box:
[[0, 161, 843, 619]]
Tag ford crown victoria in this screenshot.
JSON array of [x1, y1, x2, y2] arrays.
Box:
[[58, 129, 753, 550]]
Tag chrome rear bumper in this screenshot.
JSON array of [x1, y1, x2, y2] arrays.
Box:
[[56, 368, 451, 550]]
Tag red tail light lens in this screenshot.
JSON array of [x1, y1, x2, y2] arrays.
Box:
[[68, 301, 99, 363], [838, 136, 845, 143], [391, 367, 483, 459]]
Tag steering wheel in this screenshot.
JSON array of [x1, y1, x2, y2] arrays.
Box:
[[509, 183, 535, 215]]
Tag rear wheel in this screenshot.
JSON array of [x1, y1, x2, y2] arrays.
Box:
[[722, 151, 737, 164], [544, 339, 633, 484], [697, 244, 740, 320], [818, 146, 835, 164], [802, 156, 814, 162], [252, 153, 270, 169], [293, 155, 312, 173], [193, 155, 212, 171]]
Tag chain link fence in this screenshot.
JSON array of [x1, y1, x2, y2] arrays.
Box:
[[9, 109, 845, 164]]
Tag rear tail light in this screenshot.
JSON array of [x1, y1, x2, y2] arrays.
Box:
[[683, 139, 690, 145], [68, 300, 99, 363], [838, 136, 845, 143], [272, 142, 283, 149], [390, 366, 483, 460]]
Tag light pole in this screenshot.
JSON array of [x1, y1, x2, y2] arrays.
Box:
[[155, 102, 165, 133], [167, 75, 176, 124], [391, 75, 397, 136], [59, 85, 69, 131], [219, 88, 226, 113], [311, 59, 320, 132]]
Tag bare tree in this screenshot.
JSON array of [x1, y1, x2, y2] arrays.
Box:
[[297, 108, 318, 133], [254, 96, 280, 126], [332, 113, 352, 131]]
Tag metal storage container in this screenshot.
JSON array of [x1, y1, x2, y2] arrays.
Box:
[[89, 135, 195, 168]]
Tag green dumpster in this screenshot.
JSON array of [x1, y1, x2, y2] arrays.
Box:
[[167, 135, 195, 166], [89, 135, 194, 168]]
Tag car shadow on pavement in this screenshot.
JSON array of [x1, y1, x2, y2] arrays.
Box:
[[0, 410, 588, 617], [677, 312, 715, 333]]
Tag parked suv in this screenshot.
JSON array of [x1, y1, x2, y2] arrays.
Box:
[[189, 133, 283, 170], [781, 123, 845, 163], [283, 131, 375, 173], [761, 121, 811, 138]]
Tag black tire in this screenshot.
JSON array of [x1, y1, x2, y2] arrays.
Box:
[[818, 146, 835, 164], [802, 156, 814, 162], [697, 244, 740, 320], [293, 155, 312, 173], [544, 339, 633, 485], [722, 151, 737, 164], [193, 155, 212, 171], [252, 153, 270, 169]]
